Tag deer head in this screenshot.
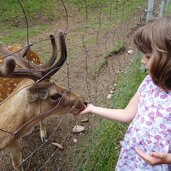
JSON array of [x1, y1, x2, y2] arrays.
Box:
[[0, 31, 86, 171]]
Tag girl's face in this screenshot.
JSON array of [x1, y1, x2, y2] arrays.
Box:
[[141, 53, 153, 74]]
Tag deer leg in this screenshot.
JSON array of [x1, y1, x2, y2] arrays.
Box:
[[39, 120, 47, 142], [8, 139, 24, 171]]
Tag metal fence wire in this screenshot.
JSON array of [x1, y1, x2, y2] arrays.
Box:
[[0, 0, 170, 170]]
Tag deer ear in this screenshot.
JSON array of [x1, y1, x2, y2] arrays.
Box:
[[27, 81, 51, 102]]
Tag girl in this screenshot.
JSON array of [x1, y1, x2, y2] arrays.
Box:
[[79, 16, 171, 170]]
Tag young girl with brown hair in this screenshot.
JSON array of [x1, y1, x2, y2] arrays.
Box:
[[79, 16, 171, 170]]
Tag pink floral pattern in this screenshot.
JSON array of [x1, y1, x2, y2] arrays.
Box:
[[115, 75, 171, 171]]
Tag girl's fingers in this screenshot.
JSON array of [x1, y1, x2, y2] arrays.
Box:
[[150, 152, 168, 163], [134, 147, 166, 165], [134, 147, 151, 161], [150, 152, 163, 158]]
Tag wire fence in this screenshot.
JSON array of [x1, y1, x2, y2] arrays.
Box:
[[0, 0, 170, 170]]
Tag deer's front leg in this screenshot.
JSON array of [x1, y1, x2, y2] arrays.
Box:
[[8, 139, 24, 171], [39, 120, 47, 142]]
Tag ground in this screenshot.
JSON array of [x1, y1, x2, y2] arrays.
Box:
[[0, 6, 145, 171]]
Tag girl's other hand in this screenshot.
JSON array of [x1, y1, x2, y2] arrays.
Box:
[[134, 147, 170, 165]]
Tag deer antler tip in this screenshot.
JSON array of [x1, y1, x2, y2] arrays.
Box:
[[5, 58, 16, 66], [58, 30, 64, 36], [3, 58, 16, 74], [25, 43, 33, 47], [49, 34, 54, 38]]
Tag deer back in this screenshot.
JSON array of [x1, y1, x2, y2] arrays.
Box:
[[0, 44, 40, 102]]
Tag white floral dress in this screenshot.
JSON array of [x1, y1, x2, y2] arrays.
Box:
[[115, 75, 171, 171]]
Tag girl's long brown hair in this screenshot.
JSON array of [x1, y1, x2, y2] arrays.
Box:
[[134, 16, 171, 92]]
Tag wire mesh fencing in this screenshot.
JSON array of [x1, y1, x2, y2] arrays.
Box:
[[0, 0, 169, 170]]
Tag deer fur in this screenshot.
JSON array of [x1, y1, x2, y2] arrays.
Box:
[[0, 79, 86, 170], [0, 31, 86, 171]]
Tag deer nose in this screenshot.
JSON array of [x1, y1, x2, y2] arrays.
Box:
[[83, 101, 88, 106]]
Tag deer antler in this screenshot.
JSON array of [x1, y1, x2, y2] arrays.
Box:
[[0, 31, 67, 82], [21, 34, 58, 69]]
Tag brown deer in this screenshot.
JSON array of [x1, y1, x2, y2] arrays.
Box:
[[0, 31, 86, 171]]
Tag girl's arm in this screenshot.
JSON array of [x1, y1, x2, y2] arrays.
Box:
[[79, 91, 140, 123], [135, 147, 171, 165]]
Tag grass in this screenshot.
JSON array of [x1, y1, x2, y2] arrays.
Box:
[[0, 24, 50, 44], [0, 0, 145, 43], [0, 0, 64, 27], [92, 40, 125, 79], [92, 58, 107, 79], [0, 0, 68, 44], [0, 0, 145, 73], [164, 1, 171, 16], [70, 0, 144, 20]]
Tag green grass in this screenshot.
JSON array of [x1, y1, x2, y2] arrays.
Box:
[[0, 0, 64, 27], [0, 0, 67, 44], [164, 1, 171, 15], [70, 0, 144, 19], [0, 0, 145, 45], [0, 24, 50, 44], [92, 58, 107, 79], [92, 40, 125, 79]]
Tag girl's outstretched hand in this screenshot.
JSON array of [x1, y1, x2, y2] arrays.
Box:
[[134, 147, 171, 165], [79, 104, 94, 115]]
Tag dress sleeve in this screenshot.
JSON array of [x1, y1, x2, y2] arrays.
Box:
[[138, 75, 150, 94]]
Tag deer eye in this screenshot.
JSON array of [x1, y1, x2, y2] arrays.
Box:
[[51, 93, 62, 101]]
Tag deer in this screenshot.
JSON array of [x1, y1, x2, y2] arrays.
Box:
[[0, 30, 87, 171]]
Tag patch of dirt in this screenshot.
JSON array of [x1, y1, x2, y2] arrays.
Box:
[[0, 5, 146, 171]]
